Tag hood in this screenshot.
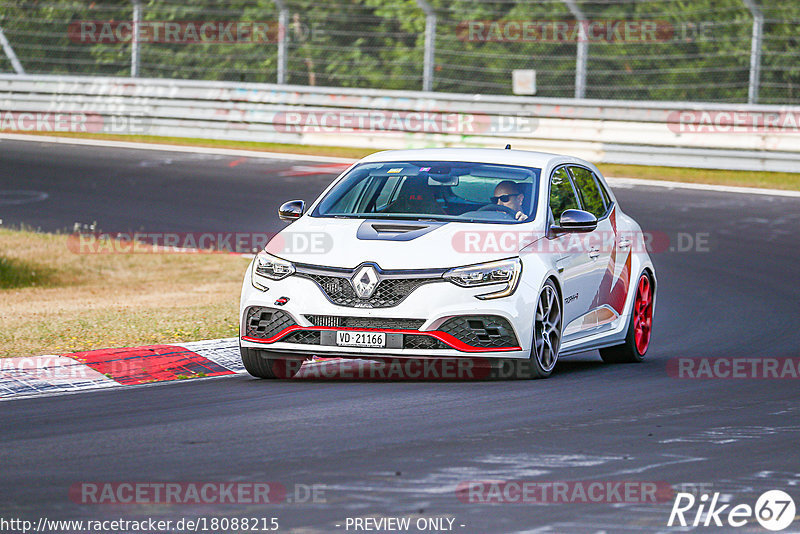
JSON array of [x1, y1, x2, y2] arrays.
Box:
[[265, 216, 543, 270]]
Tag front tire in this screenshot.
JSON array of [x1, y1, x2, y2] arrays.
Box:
[[240, 345, 301, 379], [508, 279, 562, 379], [599, 272, 654, 363]]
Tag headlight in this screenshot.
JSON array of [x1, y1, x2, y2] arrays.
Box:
[[251, 250, 295, 290], [444, 257, 522, 300]]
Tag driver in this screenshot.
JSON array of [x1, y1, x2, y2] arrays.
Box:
[[491, 181, 528, 221]]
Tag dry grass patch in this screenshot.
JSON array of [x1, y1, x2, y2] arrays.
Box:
[[597, 163, 800, 191], [0, 228, 250, 357]]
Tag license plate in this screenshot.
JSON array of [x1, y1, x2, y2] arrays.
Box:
[[336, 330, 386, 348]]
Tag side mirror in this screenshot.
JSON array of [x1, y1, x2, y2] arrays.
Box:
[[278, 200, 305, 222], [553, 209, 597, 233]]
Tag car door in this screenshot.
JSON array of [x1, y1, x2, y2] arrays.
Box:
[[565, 165, 618, 337], [546, 166, 594, 328]]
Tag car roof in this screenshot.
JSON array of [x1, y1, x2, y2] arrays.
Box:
[[358, 148, 583, 169]]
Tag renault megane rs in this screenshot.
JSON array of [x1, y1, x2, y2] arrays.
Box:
[[239, 148, 656, 379]]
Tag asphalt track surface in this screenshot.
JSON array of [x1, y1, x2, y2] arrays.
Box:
[[1, 139, 799, 533]]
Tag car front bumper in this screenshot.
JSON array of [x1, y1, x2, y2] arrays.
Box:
[[240, 269, 537, 360]]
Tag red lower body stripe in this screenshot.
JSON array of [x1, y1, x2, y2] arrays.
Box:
[[241, 326, 521, 353], [67, 345, 234, 385]]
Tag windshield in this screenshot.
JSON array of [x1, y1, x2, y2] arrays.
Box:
[[312, 161, 540, 224]]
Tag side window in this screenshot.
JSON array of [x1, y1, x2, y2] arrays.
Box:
[[597, 174, 612, 207], [569, 166, 606, 217], [549, 167, 579, 221]]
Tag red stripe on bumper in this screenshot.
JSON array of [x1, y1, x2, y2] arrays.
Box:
[[241, 326, 521, 353]]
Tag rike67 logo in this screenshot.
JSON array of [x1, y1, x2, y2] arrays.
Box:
[[668, 490, 796, 531]]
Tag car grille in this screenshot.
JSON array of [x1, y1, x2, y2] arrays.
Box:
[[403, 335, 449, 350], [439, 316, 519, 348], [305, 315, 425, 330], [282, 330, 321, 345], [245, 307, 296, 339], [297, 273, 442, 308]]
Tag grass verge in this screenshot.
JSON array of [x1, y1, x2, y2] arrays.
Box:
[[0, 227, 249, 358], [597, 163, 800, 191], [7, 131, 800, 191]]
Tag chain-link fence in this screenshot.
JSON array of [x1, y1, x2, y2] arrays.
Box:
[[0, 0, 798, 104]]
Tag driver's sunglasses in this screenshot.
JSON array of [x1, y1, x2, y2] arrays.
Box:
[[491, 194, 516, 203]]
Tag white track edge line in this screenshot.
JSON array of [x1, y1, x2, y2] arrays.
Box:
[[0, 133, 356, 163]]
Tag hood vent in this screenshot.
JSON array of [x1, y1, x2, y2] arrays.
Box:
[[371, 223, 428, 234], [357, 219, 446, 242]]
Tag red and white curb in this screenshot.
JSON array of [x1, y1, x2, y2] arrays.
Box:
[[0, 338, 245, 400], [0, 340, 360, 400]]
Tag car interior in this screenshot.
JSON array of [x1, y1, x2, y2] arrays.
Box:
[[316, 161, 541, 223]]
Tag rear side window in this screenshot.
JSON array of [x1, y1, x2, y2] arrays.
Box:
[[549, 167, 579, 221], [569, 166, 607, 217]]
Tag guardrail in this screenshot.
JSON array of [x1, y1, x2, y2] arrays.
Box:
[[2, 74, 799, 172]]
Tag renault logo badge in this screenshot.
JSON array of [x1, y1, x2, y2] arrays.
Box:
[[351, 265, 379, 299]]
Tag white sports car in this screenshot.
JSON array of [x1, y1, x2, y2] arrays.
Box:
[[239, 148, 656, 379]]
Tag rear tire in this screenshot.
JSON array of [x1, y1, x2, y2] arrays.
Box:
[[599, 272, 654, 363], [240, 345, 301, 379]]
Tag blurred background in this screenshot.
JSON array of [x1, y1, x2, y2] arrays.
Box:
[[1, 0, 798, 104]]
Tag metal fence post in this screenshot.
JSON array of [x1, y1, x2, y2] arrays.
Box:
[[274, 0, 288, 84], [0, 24, 25, 74], [563, 0, 587, 99], [415, 0, 436, 92], [131, 0, 141, 77], [742, 0, 762, 104]]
